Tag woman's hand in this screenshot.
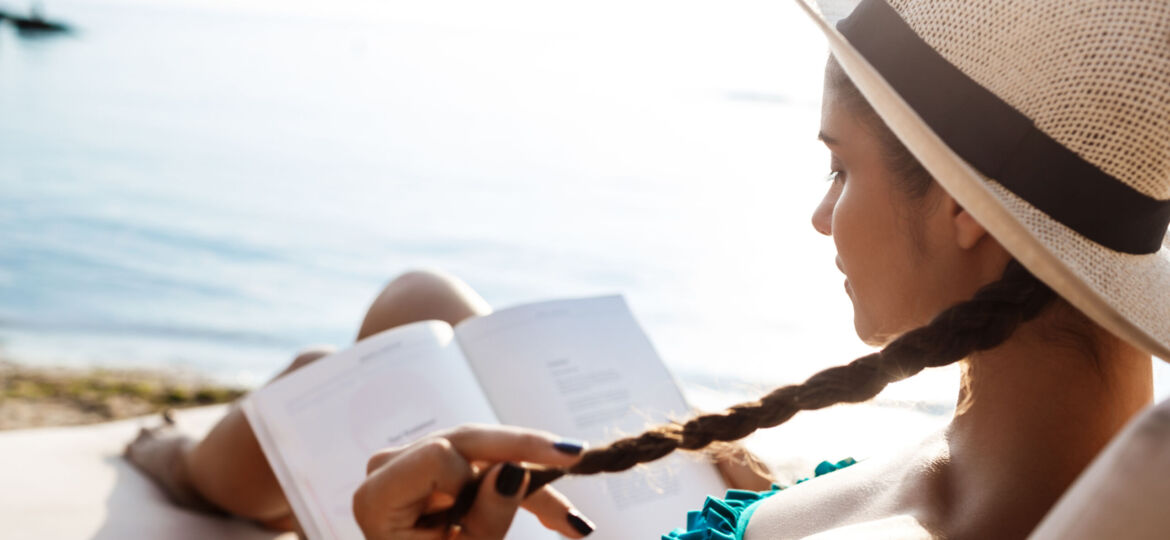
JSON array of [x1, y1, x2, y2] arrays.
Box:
[[353, 424, 596, 540], [714, 442, 774, 491]]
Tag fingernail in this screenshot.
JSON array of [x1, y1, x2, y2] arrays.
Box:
[[553, 439, 586, 455], [495, 462, 525, 497], [566, 510, 595, 536]]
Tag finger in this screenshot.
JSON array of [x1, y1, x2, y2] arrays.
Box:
[[366, 444, 407, 474], [439, 424, 587, 468], [353, 437, 474, 536], [460, 462, 529, 539], [521, 485, 596, 538]]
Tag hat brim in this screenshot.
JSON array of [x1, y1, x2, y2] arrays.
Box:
[[794, 0, 1170, 360]]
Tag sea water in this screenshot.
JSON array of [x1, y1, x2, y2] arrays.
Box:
[[7, 0, 1153, 467]]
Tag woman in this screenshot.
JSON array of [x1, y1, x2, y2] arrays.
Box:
[[129, 0, 1170, 538]]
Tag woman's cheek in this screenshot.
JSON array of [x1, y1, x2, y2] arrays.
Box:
[[831, 182, 885, 342], [830, 183, 861, 277]]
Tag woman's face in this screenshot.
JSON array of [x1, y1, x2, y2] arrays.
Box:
[[812, 78, 976, 345]]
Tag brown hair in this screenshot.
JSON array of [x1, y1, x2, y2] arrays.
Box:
[[553, 259, 1054, 480]]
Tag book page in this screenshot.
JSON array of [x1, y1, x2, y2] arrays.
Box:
[[455, 296, 728, 540], [243, 320, 554, 540]]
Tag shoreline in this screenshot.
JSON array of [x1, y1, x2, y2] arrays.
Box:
[[0, 360, 248, 430]]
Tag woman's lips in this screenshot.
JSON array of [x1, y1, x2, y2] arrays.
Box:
[[836, 256, 851, 294]]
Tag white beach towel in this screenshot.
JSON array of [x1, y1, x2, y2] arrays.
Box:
[[0, 405, 293, 540]]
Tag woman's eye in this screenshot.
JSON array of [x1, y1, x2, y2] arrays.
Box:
[[826, 170, 845, 184]]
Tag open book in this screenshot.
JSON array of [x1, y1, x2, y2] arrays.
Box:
[[242, 295, 727, 539]]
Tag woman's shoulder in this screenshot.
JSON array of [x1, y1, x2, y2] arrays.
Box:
[[744, 434, 949, 540], [744, 454, 896, 538]]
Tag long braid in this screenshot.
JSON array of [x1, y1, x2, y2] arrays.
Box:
[[566, 259, 1053, 476], [417, 261, 1055, 528]]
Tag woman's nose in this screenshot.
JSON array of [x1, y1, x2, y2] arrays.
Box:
[[811, 182, 840, 236]]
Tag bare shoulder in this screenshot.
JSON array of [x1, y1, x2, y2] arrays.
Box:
[[745, 433, 948, 540]]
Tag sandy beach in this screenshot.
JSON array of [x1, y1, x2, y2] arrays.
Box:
[[0, 359, 246, 430]]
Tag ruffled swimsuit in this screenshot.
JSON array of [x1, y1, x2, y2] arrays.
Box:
[[662, 458, 857, 540]]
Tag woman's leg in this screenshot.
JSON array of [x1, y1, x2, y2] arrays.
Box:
[[353, 269, 491, 341], [126, 269, 491, 526]]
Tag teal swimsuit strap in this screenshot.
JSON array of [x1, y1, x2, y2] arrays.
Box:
[[734, 496, 769, 539]]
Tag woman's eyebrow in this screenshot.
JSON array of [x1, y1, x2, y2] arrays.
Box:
[[817, 131, 841, 145]]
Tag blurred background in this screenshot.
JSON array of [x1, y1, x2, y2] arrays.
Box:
[[7, 0, 1163, 464]]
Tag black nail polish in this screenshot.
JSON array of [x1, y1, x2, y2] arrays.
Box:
[[553, 440, 585, 455], [566, 510, 594, 536], [495, 462, 525, 497]]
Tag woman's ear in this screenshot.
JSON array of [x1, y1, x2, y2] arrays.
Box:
[[945, 195, 988, 250]]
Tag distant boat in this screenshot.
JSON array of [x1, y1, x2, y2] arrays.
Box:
[[12, 16, 69, 33], [0, 7, 72, 34]]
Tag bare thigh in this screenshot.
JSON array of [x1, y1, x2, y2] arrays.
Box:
[[184, 269, 491, 524]]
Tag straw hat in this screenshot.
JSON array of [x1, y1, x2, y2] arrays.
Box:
[[796, 0, 1170, 359]]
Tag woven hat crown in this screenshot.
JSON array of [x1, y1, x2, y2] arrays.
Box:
[[887, 0, 1170, 200]]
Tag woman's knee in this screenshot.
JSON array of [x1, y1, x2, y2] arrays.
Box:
[[273, 346, 336, 380], [289, 346, 335, 370], [357, 269, 491, 340]]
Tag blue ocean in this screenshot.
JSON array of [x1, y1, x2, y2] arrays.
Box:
[[2, 0, 849, 380]]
